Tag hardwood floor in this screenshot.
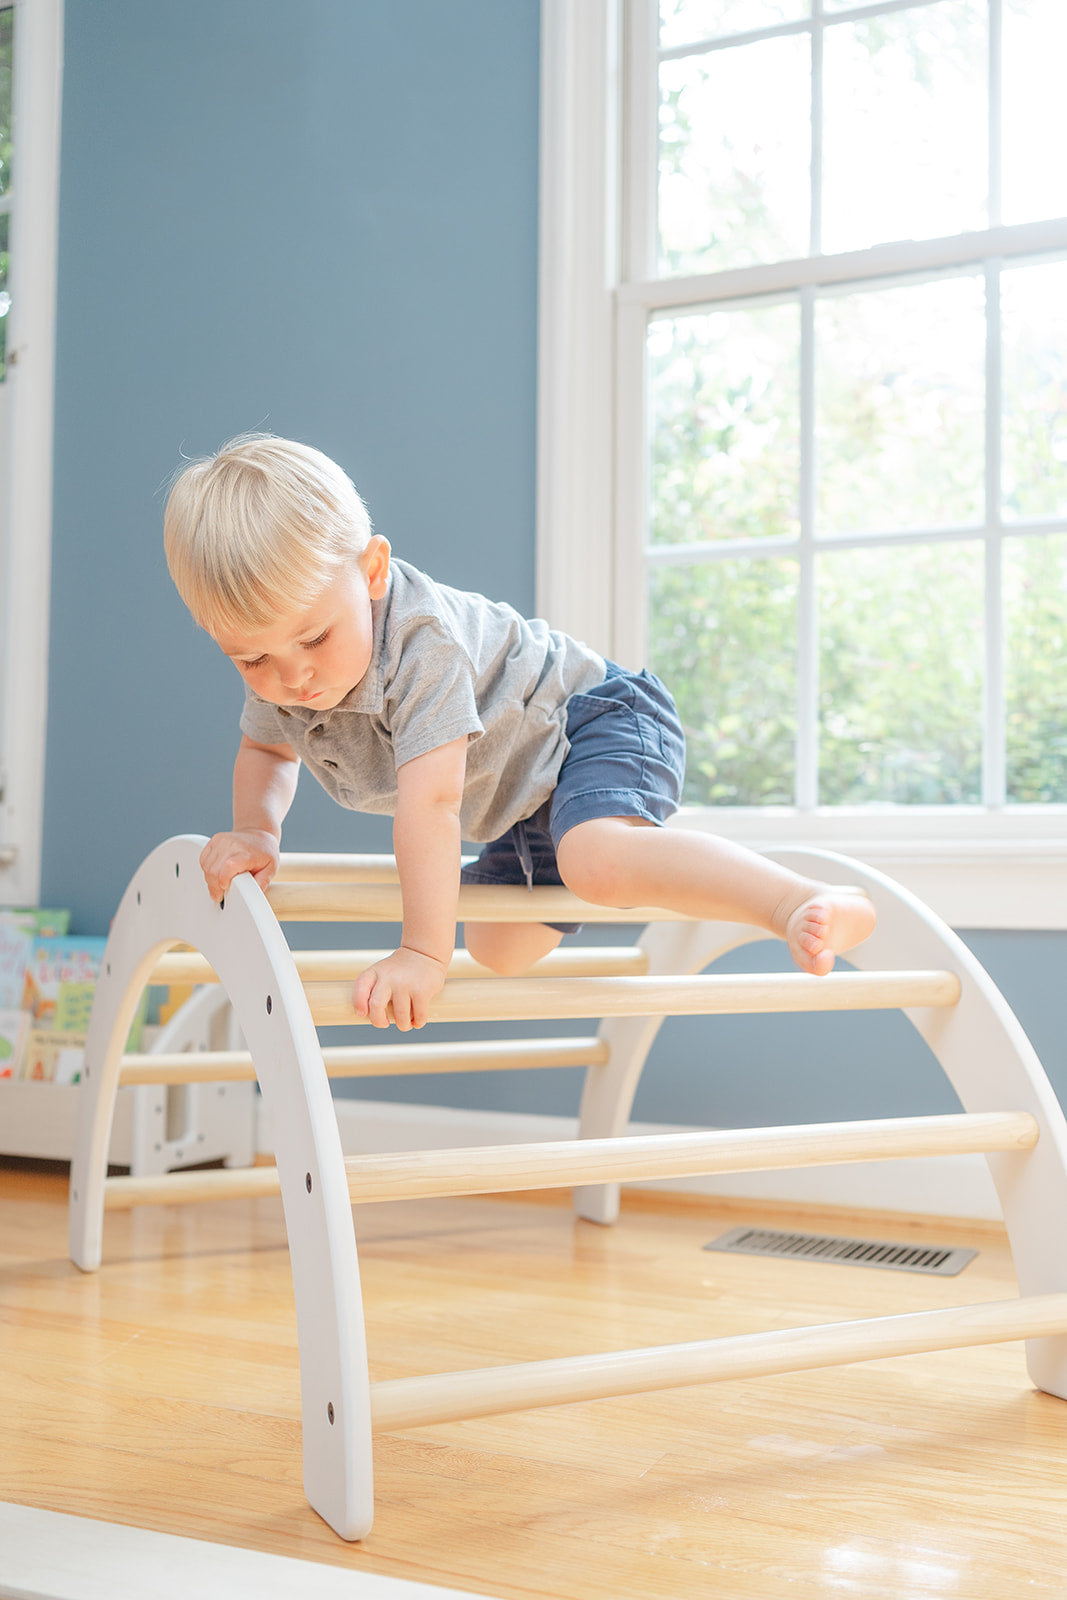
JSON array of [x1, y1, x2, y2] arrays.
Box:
[[3, 1154, 1067, 1598]]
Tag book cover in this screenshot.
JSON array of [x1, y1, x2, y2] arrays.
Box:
[[0, 1008, 29, 1080], [0, 908, 71, 1009], [18, 935, 146, 1083]]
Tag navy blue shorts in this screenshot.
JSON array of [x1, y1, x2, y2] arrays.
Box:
[[460, 661, 686, 933]]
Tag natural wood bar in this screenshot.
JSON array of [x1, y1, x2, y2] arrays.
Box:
[[148, 944, 650, 987], [117, 1035, 609, 1086], [367, 1291, 1067, 1432], [101, 1111, 1037, 1211], [266, 882, 688, 923], [303, 968, 962, 1027]]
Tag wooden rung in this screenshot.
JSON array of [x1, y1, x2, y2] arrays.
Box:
[[367, 1292, 1067, 1433], [304, 968, 962, 1027], [117, 1035, 609, 1086], [266, 882, 683, 923], [338, 1111, 1036, 1204], [148, 944, 650, 987], [274, 852, 478, 883], [102, 1111, 1037, 1210]]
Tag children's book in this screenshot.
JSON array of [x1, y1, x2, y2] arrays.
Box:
[[0, 1008, 29, 1079], [19, 934, 146, 1084], [0, 908, 71, 1009]]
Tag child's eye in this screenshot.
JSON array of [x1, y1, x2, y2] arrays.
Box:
[[240, 655, 268, 670], [302, 629, 330, 650]]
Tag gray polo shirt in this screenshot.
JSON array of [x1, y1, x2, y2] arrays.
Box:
[[239, 559, 606, 842]]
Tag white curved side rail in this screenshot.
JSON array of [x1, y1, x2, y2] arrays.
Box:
[[575, 847, 1067, 1399], [68, 835, 375, 1541]]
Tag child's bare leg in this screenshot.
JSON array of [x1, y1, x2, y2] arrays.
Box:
[[463, 921, 564, 976], [555, 817, 875, 977]]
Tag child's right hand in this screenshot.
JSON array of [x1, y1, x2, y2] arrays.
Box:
[[199, 829, 280, 902]]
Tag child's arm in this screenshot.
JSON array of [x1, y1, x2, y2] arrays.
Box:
[[352, 735, 468, 1031], [199, 734, 301, 901]]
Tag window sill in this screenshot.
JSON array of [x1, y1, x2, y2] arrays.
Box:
[[671, 807, 1067, 931]]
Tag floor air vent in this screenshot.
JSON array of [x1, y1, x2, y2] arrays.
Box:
[[704, 1225, 977, 1277]]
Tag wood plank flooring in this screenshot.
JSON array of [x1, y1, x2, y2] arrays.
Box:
[[2, 1155, 1067, 1598]]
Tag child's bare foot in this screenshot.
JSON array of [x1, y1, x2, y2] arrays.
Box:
[[785, 888, 876, 976]]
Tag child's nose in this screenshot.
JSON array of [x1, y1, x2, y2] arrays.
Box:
[[280, 659, 313, 690]]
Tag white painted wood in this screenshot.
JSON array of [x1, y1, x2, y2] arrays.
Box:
[[0, 0, 63, 906], [368, 1294, 1067, 1434], [68, 835, 374, 1541], [0, 1502, 486, 1600], [535, 0, 620, 655]]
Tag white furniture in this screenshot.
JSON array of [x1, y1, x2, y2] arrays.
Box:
[[1, 981, 255, 1173], [69, 835, 1067, 1540]]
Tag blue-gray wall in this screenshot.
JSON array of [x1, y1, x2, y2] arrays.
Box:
[[41, 0, 1067, 1132]]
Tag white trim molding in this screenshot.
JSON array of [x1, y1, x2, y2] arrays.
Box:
[[0, 0, 63, 907], [535, 0, 621, 657]]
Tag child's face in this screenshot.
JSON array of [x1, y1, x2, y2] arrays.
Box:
[[214, 538, 390, 711]]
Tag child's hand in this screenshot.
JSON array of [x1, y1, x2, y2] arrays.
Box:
[[199, 829, 280, 902], [352, 947, 449, 1031]]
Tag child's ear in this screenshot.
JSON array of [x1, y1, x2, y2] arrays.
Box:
[[361, 536, 391, 599]]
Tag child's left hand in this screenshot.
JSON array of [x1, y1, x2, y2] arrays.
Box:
[[352, 947, 449, 1031]]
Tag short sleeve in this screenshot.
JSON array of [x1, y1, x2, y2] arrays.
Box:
[[240, 688, 295, 746], [385, 621, 484, 769]]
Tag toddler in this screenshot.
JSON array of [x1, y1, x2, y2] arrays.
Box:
[[164, 435, 875, 1031]]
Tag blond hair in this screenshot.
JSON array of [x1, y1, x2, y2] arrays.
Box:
[[163, 434, 373, 636]]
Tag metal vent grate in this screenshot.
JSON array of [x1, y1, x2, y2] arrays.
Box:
[[704, 1225, 977, 1277]]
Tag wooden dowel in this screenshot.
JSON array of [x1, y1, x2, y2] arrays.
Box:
[[305, 969, 962, 1028], [102, 1111, 1037, 1210], [117, 1035, 609, 1086], [266, 882, 682, 923], [338, 1112, 1037, 1204], [148, 944, 650, 987], [368, 1292, 1067, 1432], [274, 853, 478, 882]]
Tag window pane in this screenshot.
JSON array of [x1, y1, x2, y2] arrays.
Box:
[[650, 302, 800, 545], [1001, 258, 1067, 522], [659, 34, 810, 275], [0, 4, 11, 198], [816, 275, 986, 535], [818, 543, 983, 805], [1005, 535, 1067, 802], [821, 2, 987, 257], [1003, 0, 1067, 226], [659, 0, 807, 49], [649, 558, 796, 805]]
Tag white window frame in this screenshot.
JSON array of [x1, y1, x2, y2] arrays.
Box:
[[0, 0, 63, 907], [537, 0, 1067, 929]]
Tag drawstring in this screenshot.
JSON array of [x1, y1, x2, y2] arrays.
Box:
[[512, 818, 535, 891]]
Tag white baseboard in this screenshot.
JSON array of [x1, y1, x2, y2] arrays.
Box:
[[257, 1098, 1003, 1222], [0, 1503, 486, 1600]]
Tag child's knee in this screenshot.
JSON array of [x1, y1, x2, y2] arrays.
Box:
[[556, 823, 625, 906]]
